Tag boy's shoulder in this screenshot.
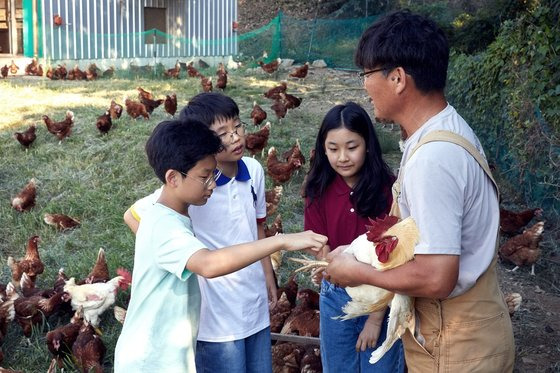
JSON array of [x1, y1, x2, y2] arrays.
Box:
[[140, 202, 193, 232], [241, 156, 265, 175]]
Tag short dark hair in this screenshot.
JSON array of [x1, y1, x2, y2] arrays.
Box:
[[179, 92, 239, 126], [355, 10, 449, 92], [304, 102, 394, 218], [146, 119, 222, 183]]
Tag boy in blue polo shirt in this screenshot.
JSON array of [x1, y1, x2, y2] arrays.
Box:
[[123, 93, 279, 372], [115, 119, 326, 372]]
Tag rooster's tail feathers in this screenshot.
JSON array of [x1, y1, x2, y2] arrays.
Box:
[[369, 294, 415, 364]]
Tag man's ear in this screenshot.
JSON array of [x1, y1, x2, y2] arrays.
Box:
[[393, 67, 407, 94], [165, 169, 180, 187]]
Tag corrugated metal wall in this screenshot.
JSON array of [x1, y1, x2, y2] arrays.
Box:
[[41, 0, 237, 60]]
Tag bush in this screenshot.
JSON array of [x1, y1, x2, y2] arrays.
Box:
[[448, 2, 560, 213]]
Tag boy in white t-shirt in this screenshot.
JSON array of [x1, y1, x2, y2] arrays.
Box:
[[123, 93, 278, 372], [114, 119, 326, 372]]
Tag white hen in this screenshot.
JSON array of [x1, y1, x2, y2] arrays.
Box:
[[339, 216, 420, 364], [64, 269, 130, 327]]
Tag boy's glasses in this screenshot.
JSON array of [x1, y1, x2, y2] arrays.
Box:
[[357, 67, 387, 85], [217, 122, 246, 143], [179, 169, 222, 189]]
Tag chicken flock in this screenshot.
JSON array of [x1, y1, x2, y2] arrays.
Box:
[[2, 241, 131, 372], [4, 57, 316, 372], [3, 56, 549, 372]]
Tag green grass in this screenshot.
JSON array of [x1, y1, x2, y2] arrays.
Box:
[[0, 69, 400, 372]]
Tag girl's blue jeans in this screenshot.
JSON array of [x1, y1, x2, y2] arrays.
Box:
[[320, 279, 405, 372], [195, 326, 272, 373]]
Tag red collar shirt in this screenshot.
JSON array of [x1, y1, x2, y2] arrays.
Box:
[[304, 175, 392, 250]]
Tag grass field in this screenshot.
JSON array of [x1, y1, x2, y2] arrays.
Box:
[[0, 68, 401, 372]]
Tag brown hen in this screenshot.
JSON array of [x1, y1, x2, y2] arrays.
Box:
[[163, 62, 181, 79], [300, 346, 322, 373], [245, 122, 271, 157], [164, 94, 178, 116], [78, 248, 111, 285], [109, 100, 123, 119], [266, 185, 283, 217], [14, 291, 70, 337], [20, 272, 55, 298], [95, 111, 112, 134], [251, 101, 267, 126], [271, 342, 305, 373], [264, 214, 283, 238], [200, 75, 213, 92], [125, 99, 149, 119], [280, 308, 320, 337], [54, 64, 67, 79], [86, 63, 99, 80], [13, 125, 37, 149], [258, 58, 281, 74], [46, 306, 84, 368], [44, 213, 81, 231], [137, 87, 154, 101], [216, 64, 227, 90], [270, 293, 293, 333], [264, 82, 287, 99], [7, 235, 44, 284], [187, 62, 201, 78], [25, 58, 40, 76], [500, 207, 542, 235], [499, 221, 544, 275], [140, 96, 164, 114], [271, 100, 288, 121], [11, 178, 37, 212], [277, 273, 298, 308], [72, 321, 106, 373], [69, 65, 87, 80], [0, 283, 17, 345], [43, 111, 74, 143], [280, 92, 302, 110], [280, 288, 320, 337], [289, 62, 309, 80], [0, 65, 8, 78], [282, 139, 305, 168], [267, 147, 302, 184]]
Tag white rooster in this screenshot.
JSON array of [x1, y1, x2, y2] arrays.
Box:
[[64, 268, 131, 328], [292, 215, 420, 364]]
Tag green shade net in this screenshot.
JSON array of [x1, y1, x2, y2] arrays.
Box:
[[239, 12, 380, 68]]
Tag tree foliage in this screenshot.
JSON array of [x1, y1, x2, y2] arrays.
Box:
[[447, 1, 559, 210]]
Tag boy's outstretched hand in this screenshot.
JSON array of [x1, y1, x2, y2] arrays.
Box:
[[282, 230, 327, 253]]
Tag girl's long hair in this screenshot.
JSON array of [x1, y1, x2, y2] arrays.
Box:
[[304, 102, 394, 218]]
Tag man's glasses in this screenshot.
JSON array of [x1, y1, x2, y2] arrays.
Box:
[[357, 67, 388, 85], [179, 169, 222, 189], [217, 122, 246, 143]]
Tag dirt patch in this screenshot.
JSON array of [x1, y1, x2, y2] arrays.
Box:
[[238, 0, 329, 33], [498, 265, 560, 372]]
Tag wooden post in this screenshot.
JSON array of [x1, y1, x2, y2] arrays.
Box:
[[9, 0, 17, 54]]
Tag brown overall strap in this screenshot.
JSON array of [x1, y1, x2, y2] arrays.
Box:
[[391, 130, 500, 252]]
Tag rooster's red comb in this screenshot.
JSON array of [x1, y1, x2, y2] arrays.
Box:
[[365, 215, 400, 243], [116, 267, 132, 284]]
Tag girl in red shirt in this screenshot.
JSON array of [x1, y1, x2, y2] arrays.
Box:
[[303, 102, 403, 372]]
